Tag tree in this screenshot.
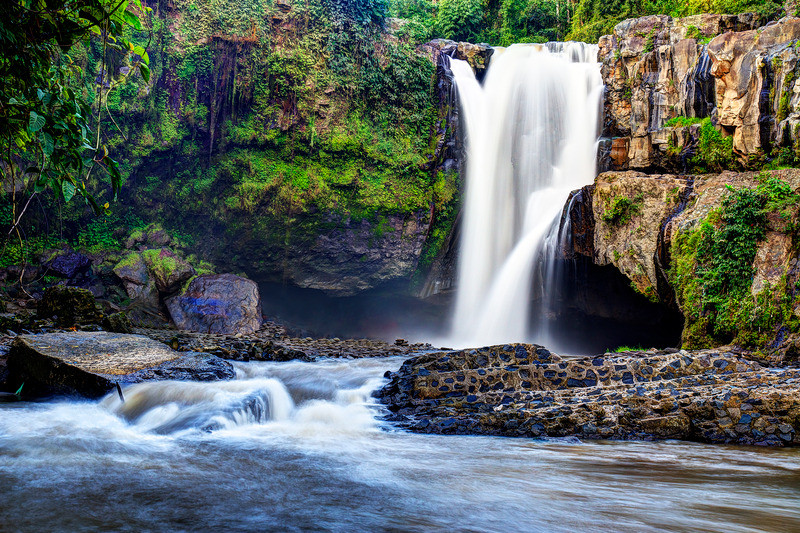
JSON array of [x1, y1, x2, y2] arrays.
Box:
[[0, 0, 150, 239]]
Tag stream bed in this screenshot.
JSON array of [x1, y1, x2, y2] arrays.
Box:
[[1, 356, 799, 532]]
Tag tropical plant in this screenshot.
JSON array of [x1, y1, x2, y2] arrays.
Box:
[[0, 0, 150, 237]]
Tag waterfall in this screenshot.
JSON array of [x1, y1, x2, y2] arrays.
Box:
[[450, 42, 603, 347]]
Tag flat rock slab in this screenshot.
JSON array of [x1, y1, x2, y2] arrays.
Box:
[[8, 332, 234, 398]]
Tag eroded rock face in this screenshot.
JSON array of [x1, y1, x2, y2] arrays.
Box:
[[577, 168, 800, 353], [707, 18, 800, 157], [598, 13, 776, 170], [377, 344, 800, 445], [591, 171, 691, 299], [279, 210, 432, 296], [165, 274, 263, 334], [6, 332, 234, 398]]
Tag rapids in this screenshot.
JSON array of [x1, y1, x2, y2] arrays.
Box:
[[1, 357, 799, 532]]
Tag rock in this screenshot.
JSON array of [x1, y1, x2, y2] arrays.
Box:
[[707, 18, 800, 157], [141, 248, 195, 294], [425, 39, 494, 79], [377, 344, 800, 446], [590, 171, 690, 299], [6, 332, 235, 398], [113, 251, 149, 286], [112, 251, 163, 326], [44, 250, 92, 278], [38, 286, 103, 327], [598, 14, 765, 170], [165, 274, 263, 335], [278, 210, 431, 296], [103, 312, 133, 334]]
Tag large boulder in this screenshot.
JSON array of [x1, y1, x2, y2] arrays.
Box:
[[165, 274, 263, 335], [44, 250, 92, 278], [6, 332, 235, 398], [112, 251, 164, 327]]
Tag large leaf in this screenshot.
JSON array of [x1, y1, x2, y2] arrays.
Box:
[[138, 63, 150, 83], [28, 111, 45, 133], [62, 180, 76, 202], [123, 11, 142, 30]]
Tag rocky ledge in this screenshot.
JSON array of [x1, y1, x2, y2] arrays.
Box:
[[136, 326, 435, 362], [376, 344, 800, 446], [7, 332, 234, 398]]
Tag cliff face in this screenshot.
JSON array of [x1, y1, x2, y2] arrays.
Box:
[[577, 15, 800, 357], [598, 14, 800, 171], [60, 1, 490, 296]]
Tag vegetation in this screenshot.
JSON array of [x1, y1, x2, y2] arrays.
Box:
[[0, 0, 150, 275], [671, 174, 800, 349], [391, 0, 785, 46], [691, 118, 735, 172], [601, 193, 644, 225], [663, 116, 704, 128]]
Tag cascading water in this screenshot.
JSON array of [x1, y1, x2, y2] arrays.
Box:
[[450, 42, 603, 348]]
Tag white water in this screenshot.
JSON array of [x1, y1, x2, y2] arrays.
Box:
[[450, 43, 603, 348], [2, 357, 800, 532]]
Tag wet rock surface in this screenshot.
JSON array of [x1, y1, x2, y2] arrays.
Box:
[[376, 344, 800, 446], [6, 332, 234, 398]]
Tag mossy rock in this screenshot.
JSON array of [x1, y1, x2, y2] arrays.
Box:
[[103, 312, 133, 334], [141, 248, 195, 294], [38, 286, 103, 327], [113, 252, 148, 285]]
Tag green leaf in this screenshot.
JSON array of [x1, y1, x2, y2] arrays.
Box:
[[62, 180, 76, 202], [37, 88, 45, 100], [139, 63, 150, 83], [28, 111, 45, 133], [43, 133, 54, 157], [123, 11, 142, 30]]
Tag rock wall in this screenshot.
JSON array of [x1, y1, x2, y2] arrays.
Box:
[[598, 14, 800, 171], [573, 166, 800, 355]]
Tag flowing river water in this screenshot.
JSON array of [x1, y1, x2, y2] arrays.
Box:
[[1, 356, 799, 532]]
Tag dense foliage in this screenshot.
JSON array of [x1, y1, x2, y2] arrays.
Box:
[[390, 0, 785, 46], [672, 174, 800, 349], [1, 0, 457, 279], [0, 0, 149, 223]]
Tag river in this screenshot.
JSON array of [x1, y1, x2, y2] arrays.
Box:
[[1, 356, 799, 532]]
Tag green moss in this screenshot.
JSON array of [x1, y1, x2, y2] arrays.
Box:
[[778, 69, 796, 122], [142, 248, 180, 280], [115, 251, 142, 271], [601, 193, 644, 226]]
